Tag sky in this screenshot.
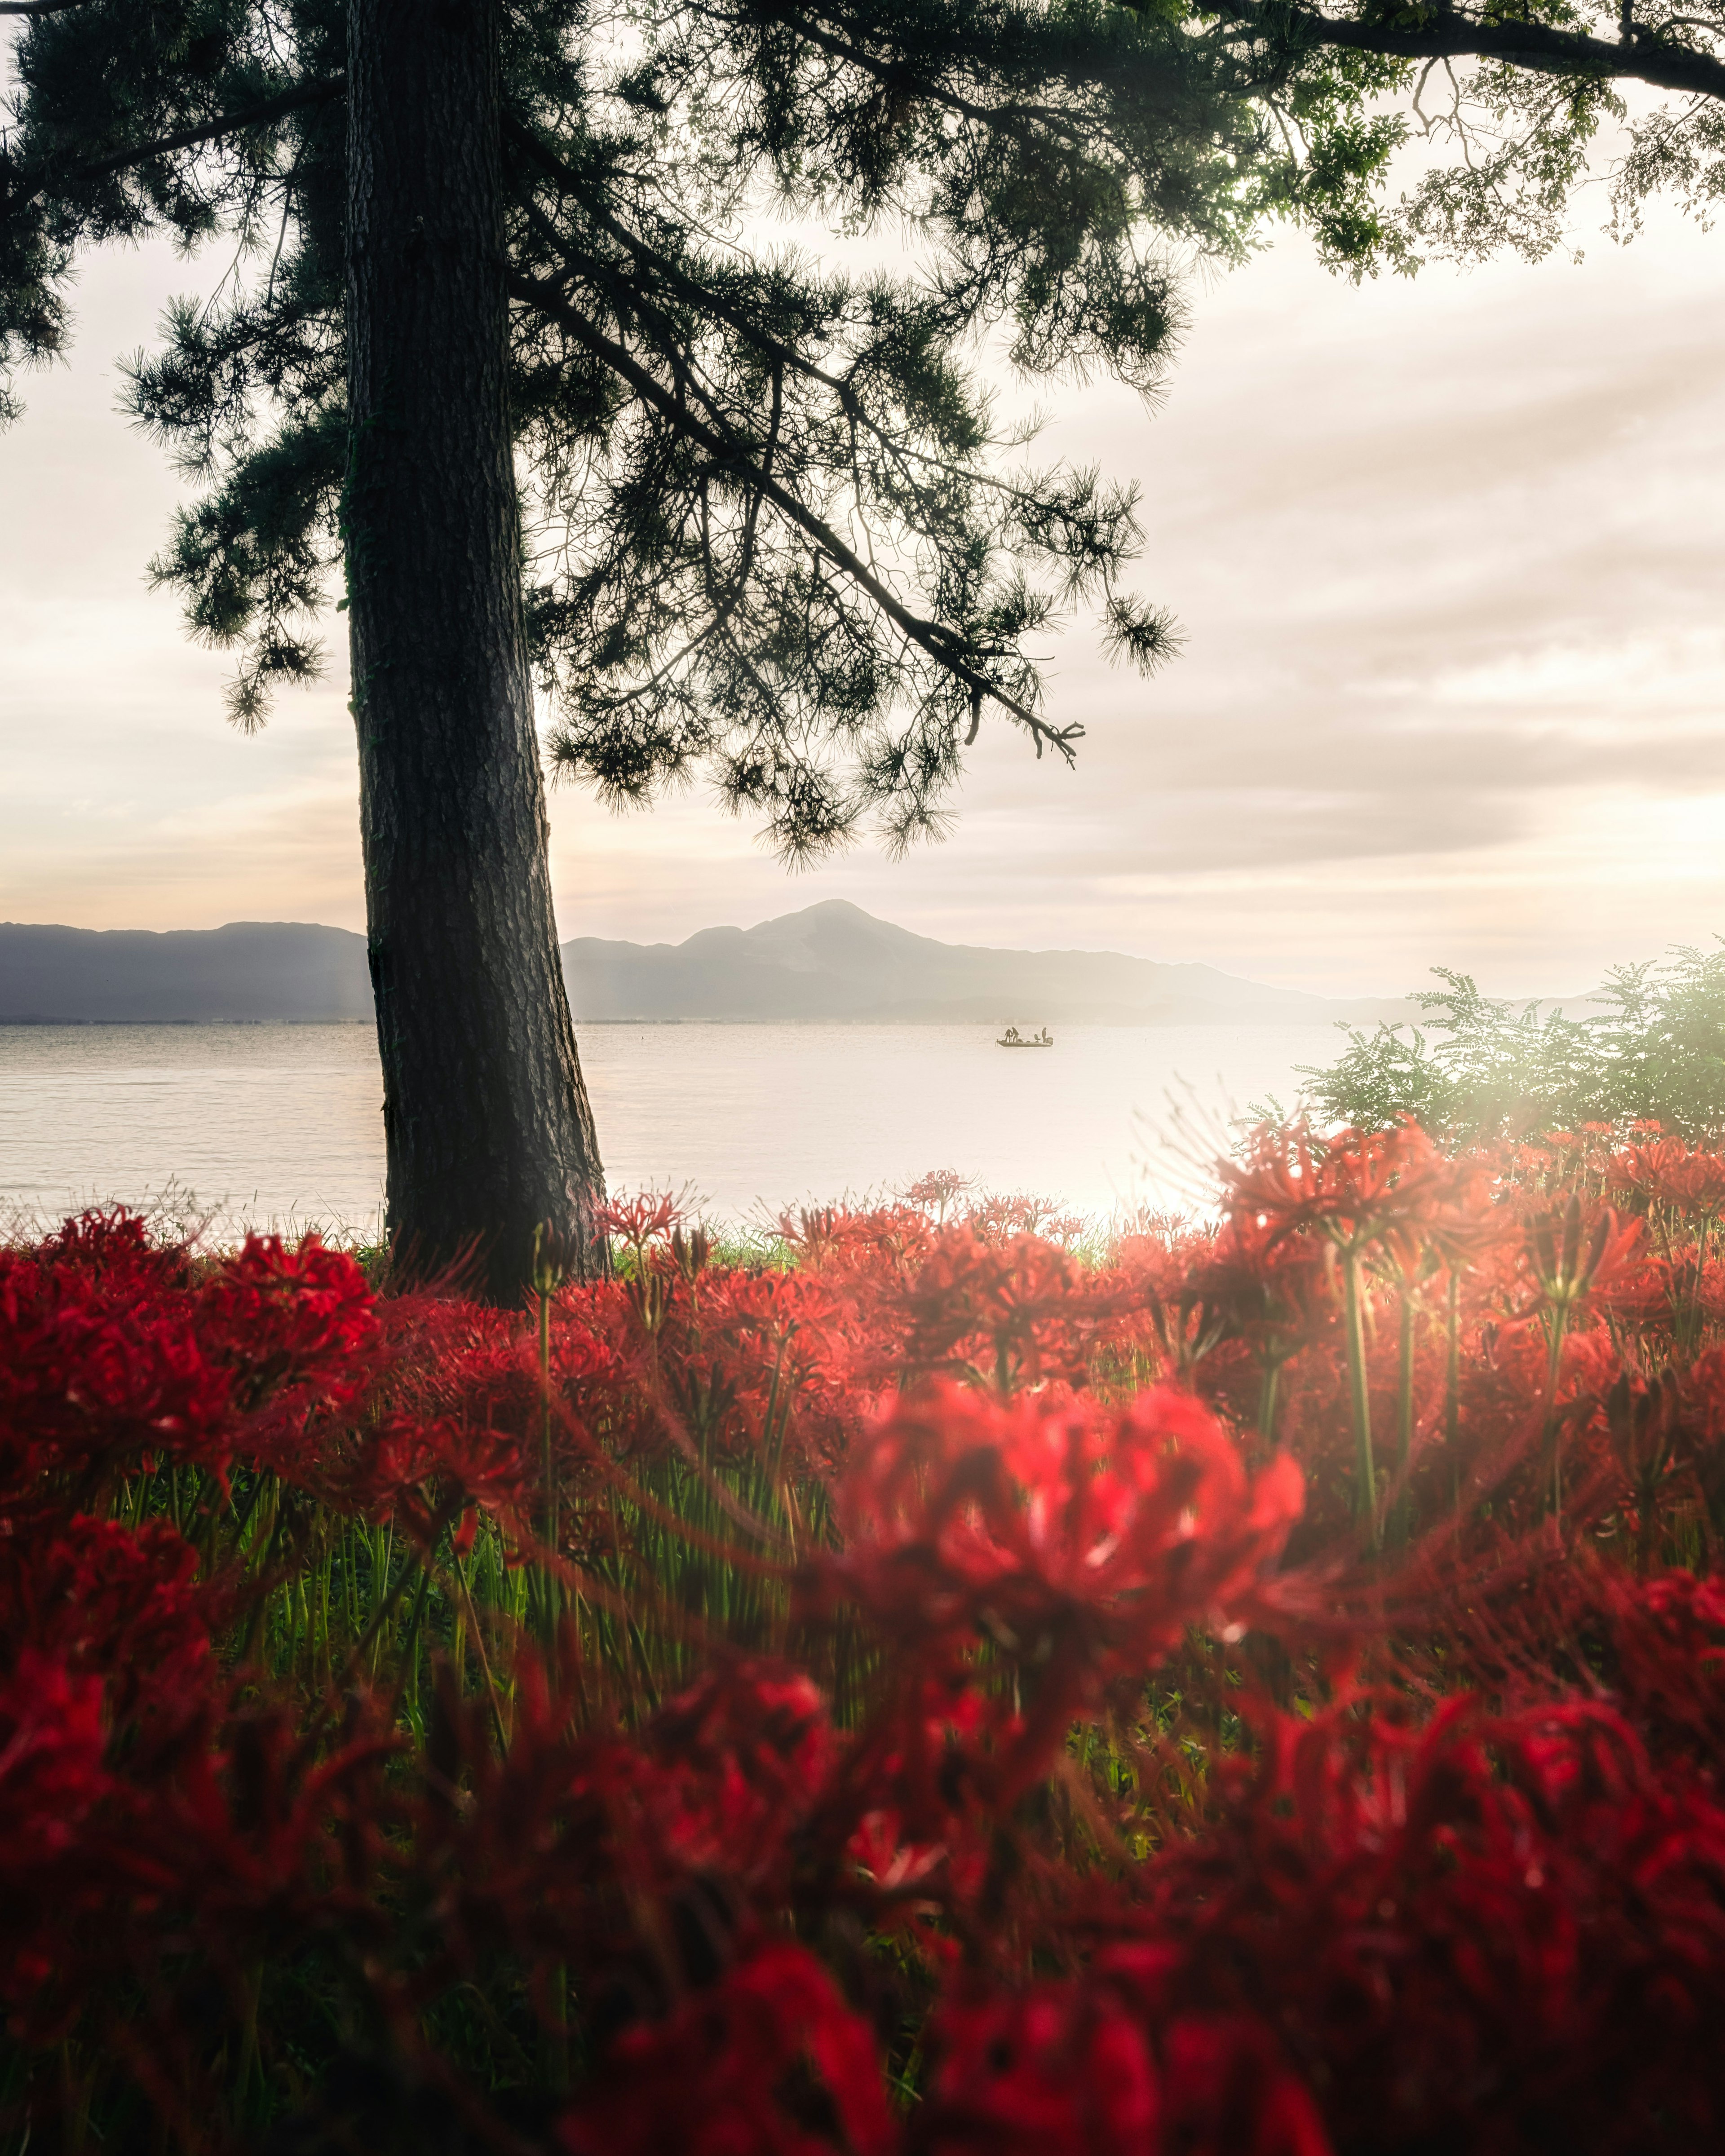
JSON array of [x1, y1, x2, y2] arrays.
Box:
[[4, 158, 1723, 999]]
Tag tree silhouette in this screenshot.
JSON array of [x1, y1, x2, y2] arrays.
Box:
[[2, 0, 1396, 1295], [1167, 0, 1725, 270]]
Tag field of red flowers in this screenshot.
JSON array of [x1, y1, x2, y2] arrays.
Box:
[[7, 1119, 1725, 2153]]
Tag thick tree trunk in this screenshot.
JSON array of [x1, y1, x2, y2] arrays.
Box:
[[344, 0, 605, 1300]]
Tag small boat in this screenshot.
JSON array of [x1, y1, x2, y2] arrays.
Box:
[[996, 1026, 1053, 1048]]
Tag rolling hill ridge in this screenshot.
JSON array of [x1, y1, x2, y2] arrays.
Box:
[[0, 904, 1416, 1027]]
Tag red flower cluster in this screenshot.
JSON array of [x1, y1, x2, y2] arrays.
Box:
[[5, 1125, 1725, 2152], [562, 1940, 893, 2156], [921, 1985, 1328, 2156], [0, 1216, 378, 1515], [816, 1382, 1300, 1723], [1124, 1695, 1725, 2152]]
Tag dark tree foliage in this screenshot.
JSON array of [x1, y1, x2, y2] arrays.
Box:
[[1169, 0, 1725, 270], [0, 0, 1415, 1292], [1, 0, 1411, 854]]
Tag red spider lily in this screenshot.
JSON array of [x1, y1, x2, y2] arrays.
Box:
[[962, 1192, 1085, 1249], [902, 1168, 974, 1223], [814, 1663, 1021, 1899], [1221, 1124, 1490, 1543], [598, 1189, 688, 1267], [0, 1642, 398, 2048], [637, 1659, 837, 1891], [559, 1939, 894, 2156], [1222, 1120, 1482, 1268], [1605, 1568, 1725, 1780], [1152, 2015, 1334, 2156], [777, 1203, 939, 1286], [1639, 1343, 1725, 1547], [659, 1267, 863, 1476], [0, 1514, 216, 1739], [1394, 1319, 1627, 1543], [1466, 1561, 1725, 1786], [1181, 1219, 1337, 1434], [918, 1985, 1330, 2156], [1608, 1136, 1725, 1217], [312, 1408, 542, 1542], [1521, 1194, 1647, 1323], [1119, 1694, 1725, 2153], [1, 1222, 379, 1515], [887, 1227, 1134, 1395], [195, 1233, 378, 1417], [1600, 1366, 1693, 1573], [916, 1978, 1159, 2153], [32, 1205, 193, 1294], [403, 1657, 839, 1997], [0, 1240, 236, 1507], [1518, 1197, 1649, 1517], [394, 1298, 641, 1455], [810, 1382, 1303, 1781], [1600, 1141, 1725, 1351], [0, 1648, 137, 2024], [0, 1517, 233, 2030], [0, 1646, 111, 1881]]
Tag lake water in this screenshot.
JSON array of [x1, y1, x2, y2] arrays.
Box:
[[0, 1021, 1343, 1241]]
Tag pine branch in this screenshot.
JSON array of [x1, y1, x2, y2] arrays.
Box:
[[1198, 0, 1725, 102], [13, 76, 344, 205], [692, 0, 1094, 147], [506, 259, 1083, 763], [506, 117, 1094, 523], [505, 119, 854, 402]]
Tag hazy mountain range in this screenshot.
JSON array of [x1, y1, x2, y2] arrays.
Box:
[[0, 903, 1420, 1028]]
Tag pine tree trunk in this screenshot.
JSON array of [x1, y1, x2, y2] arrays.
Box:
[[344, 0, 605, 1300]]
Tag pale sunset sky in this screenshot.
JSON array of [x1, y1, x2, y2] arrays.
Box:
[[4, 140, 1722, 1000]]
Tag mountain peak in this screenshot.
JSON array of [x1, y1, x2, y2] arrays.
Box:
[[559, 906, 1415, 1027], [772, 897, 875, 922]]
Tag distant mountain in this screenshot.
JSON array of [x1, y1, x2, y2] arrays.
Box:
[[0, 904, 1419, 1027], [561, 901, 1419, 1027], [0, 922, 372, 1021]]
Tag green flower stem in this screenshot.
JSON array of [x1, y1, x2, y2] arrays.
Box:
[[1342, 1249, 1377, 1550]]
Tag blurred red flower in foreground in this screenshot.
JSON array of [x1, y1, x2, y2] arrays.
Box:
[[559, 1940, 893, 2156], [920, 1986, 1330, 2156], [810, 1382, 1303, 1788], [1125, 1694, 1725, 2152]]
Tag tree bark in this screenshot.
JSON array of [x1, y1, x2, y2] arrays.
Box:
[[344, 0, 605, 1301]]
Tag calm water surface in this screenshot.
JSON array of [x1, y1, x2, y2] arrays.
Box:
[[0, 1021, 1342, 1239]]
